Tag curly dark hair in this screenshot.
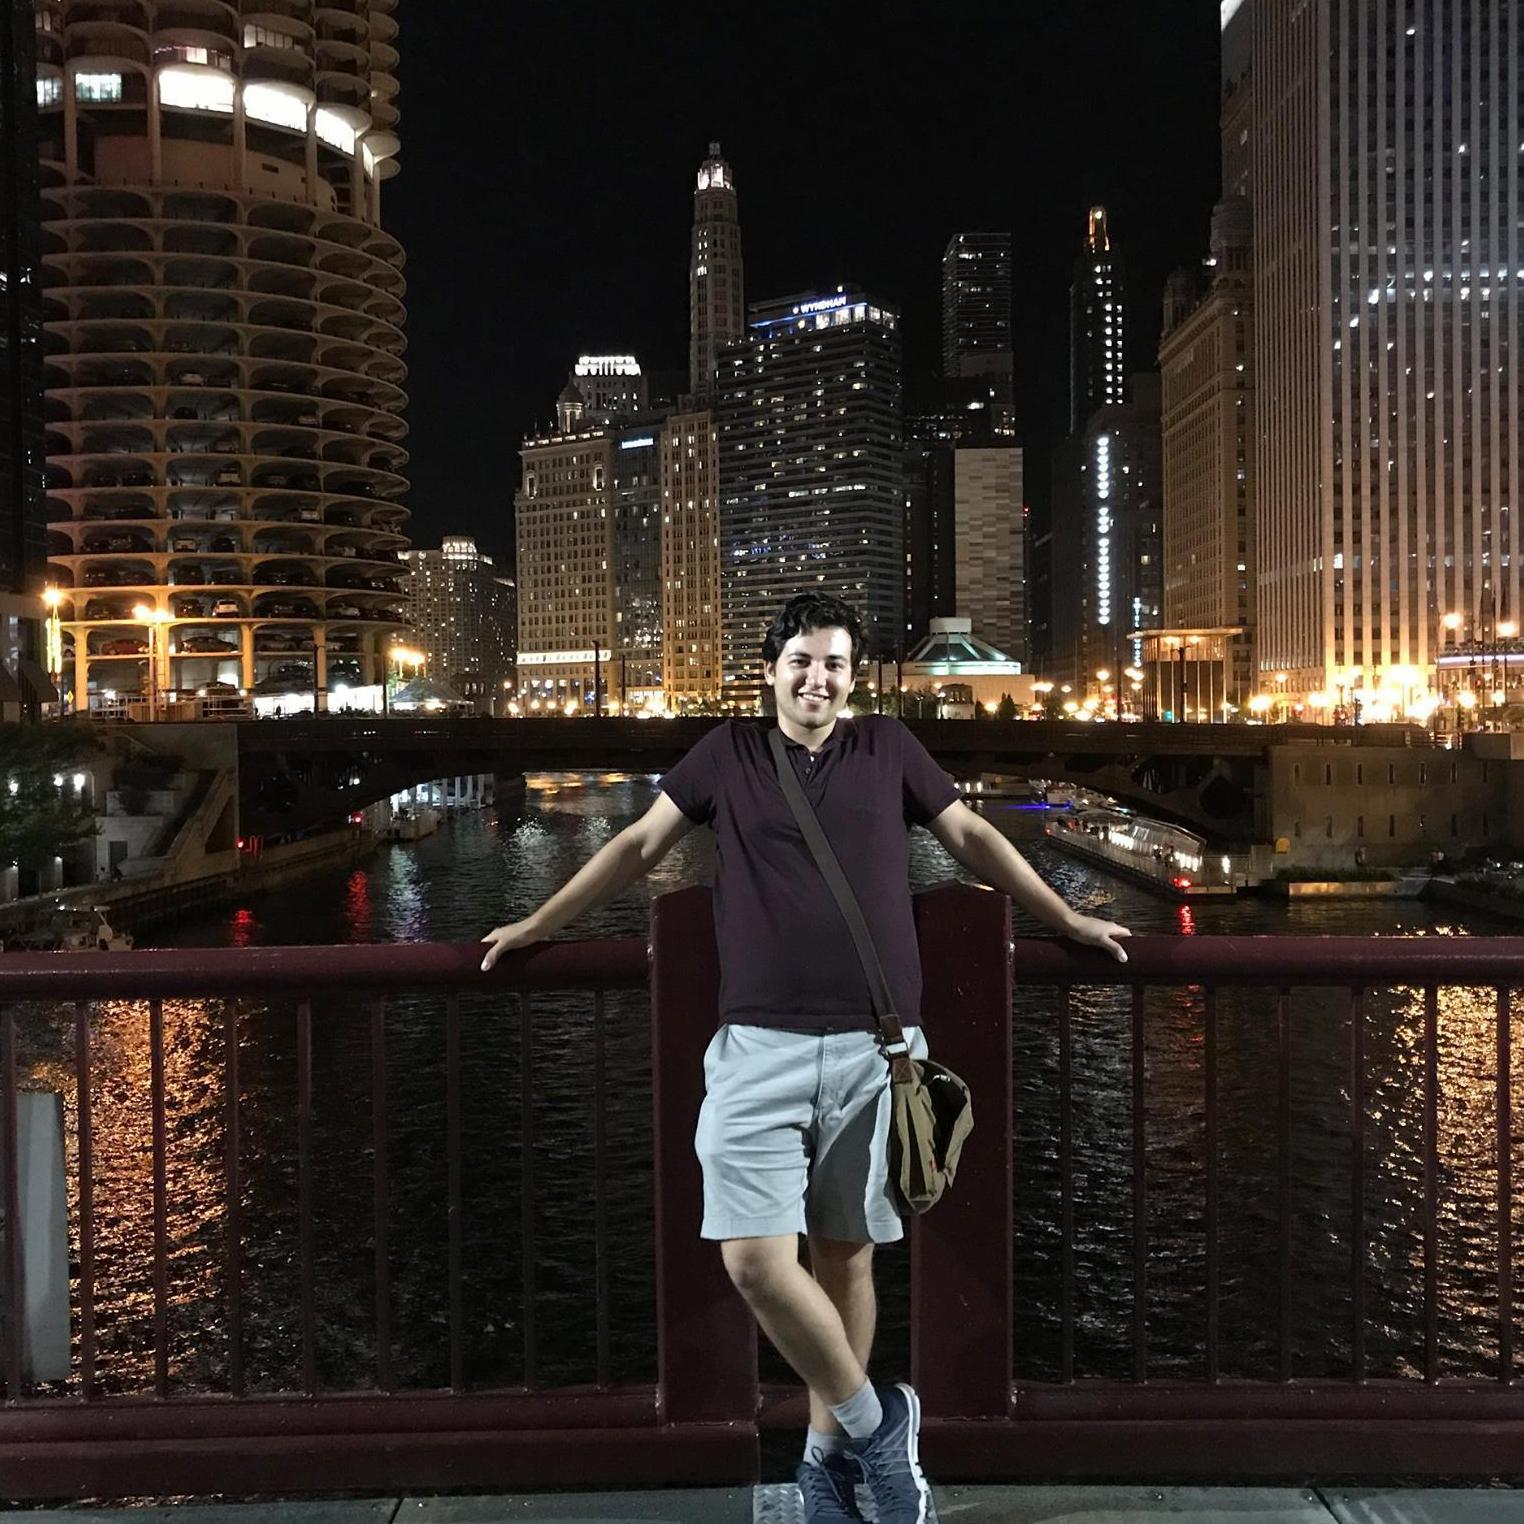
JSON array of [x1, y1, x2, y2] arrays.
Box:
[[761, 592, 867, 671]]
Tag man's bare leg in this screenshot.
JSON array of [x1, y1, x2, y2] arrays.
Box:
[[720, 1235, 865, 1406], [805, 1235, 876, 1435]]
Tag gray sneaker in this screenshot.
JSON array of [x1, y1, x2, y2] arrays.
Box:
[[846, 1383, 930, 1524], [796, 1445, 864, 1522]]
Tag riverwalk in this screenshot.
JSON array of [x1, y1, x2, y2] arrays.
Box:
[[11, 1484, 1524, 1521]]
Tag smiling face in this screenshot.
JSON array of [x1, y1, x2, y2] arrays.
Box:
[[763, 625, 856, 742]]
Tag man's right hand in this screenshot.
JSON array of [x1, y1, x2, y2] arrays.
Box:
[[480, 918, 544, 972]]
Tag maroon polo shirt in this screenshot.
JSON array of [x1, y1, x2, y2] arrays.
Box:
[[659, 714, 961, 1032]]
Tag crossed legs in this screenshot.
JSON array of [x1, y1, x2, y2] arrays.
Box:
[[721, 1232, 876, 1433]]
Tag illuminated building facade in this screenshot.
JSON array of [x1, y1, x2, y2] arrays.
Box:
[[610, 426, 662, 704], [515, 394, 666, 713], [953, 447, 1025, 666], [1070, 205, 1126, 431], [689, 142, 743, 402], [400, 536, 515, 715], [717, 288, 903, 707], [514, 424, 616, 711], [659, 408, 721, 709], [1050, 377, 1162, 694], [34, 0, 409, 713], [941, 231, 1016, 436], [1245, 0, 1521, 715], [1159, 196, 1255, 705]]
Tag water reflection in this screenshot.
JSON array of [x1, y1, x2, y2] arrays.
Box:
[[15, 776, 1522, 1396]]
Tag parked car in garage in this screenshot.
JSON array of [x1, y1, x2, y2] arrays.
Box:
[[178, 635, 237, 654], [101, 637, 148, 655], [212, 598, 242, 617]]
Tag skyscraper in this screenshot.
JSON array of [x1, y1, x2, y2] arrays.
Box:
[[401, 537, 515, 715], [717, 289, 903, 706], [659, 408, 722, 709], [34, 0, 409, 713], [2, 1, 44, 597], [952, 448, 1025, 664], [1050, 377, 1162, 696], [1159, 197, 1256, 707], [0, 0, 49, 716], [688, 142, 744, 402], [1246, 0, 1521, 711], [655, 144, 742, 712], [515, 369, 667, 713], [515, 421, 616, 712], [1069, 206, 1127, 432], [941, 231, 1015, 436]]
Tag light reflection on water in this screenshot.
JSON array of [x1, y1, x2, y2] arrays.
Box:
[[17, 777, 1524, 1395]]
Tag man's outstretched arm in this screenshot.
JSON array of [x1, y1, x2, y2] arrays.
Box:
[[926, 800, 1132, 962], [480, 792, 696, 970]]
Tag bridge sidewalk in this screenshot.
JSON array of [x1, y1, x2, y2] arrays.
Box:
[[11, 1487, 1523, 1522]]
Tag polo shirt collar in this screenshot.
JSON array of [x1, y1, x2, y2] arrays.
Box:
[[778, 716, 847, 754]]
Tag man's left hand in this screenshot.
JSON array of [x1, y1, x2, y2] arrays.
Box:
[[1064, 914, 1132, 963]]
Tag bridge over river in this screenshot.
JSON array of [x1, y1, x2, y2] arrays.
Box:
[[235, 715, 1432, 842]]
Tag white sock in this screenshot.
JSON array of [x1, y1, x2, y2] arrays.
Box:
[[803, 1426, 850, 1465], [828, 1379, 883, 1439]]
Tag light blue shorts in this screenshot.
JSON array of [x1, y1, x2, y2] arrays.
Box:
[[694, 1023, 929, 1244]]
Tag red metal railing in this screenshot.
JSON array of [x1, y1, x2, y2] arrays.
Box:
[[1, 884, 1524, 1496]]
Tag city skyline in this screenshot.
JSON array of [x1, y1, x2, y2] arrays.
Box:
[[387, 1, 1220, 562]]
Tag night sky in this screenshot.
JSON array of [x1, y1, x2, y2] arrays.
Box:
[[386, 1, 1223, 567]]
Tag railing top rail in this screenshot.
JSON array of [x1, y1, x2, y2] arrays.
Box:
[[0, 933, 1517, 1001], [0, 937, 648, 999], [1011, 933, 1524, 987]]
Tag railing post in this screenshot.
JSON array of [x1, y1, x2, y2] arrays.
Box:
[[649, 887, 758, 1460], [910, 884, 1014, 1420]]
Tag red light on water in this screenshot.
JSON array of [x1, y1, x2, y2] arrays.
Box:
[[228, 907, 257, 947], [1177, 904, 1197, 935]]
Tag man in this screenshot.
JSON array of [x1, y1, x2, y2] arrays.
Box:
[[481, 592, 1130, 1523]]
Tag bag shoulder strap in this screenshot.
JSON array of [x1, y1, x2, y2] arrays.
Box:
[[767, 727, 912, 1074]]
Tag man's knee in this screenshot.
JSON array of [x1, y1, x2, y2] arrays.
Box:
[[808, 1235, 875, 1285], [720, 1235, 796, 1301]]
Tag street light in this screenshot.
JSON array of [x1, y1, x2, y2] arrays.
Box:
[[383, 643, 424, 716], [132, 603, 171, 721]]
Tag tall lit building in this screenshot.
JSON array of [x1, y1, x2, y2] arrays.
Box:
[[1158, 197, 1255, 706], [953, 448, 1025, 664], [1, 0, 50, 717], [659, 144, 741, 711], [688, 142, 743, 402], [1070, 205, 1126, 432], [717, 288, 903, 707], [515, 382, 666, 713], [1245, 0, 1521, 709], [659, 408, 721, 709], [401, 537, 515, 715], [515, 420, 615, 712], [903, 392, 1025, 662], [941, 231, 1015, 436], [1050, 377, 1162, 695], [610, 424, 662, 703], [34, 0, 409, 713]]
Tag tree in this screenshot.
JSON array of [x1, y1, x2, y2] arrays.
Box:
[[996, 692, 1018, 721], [0, 725, 99, 871]]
